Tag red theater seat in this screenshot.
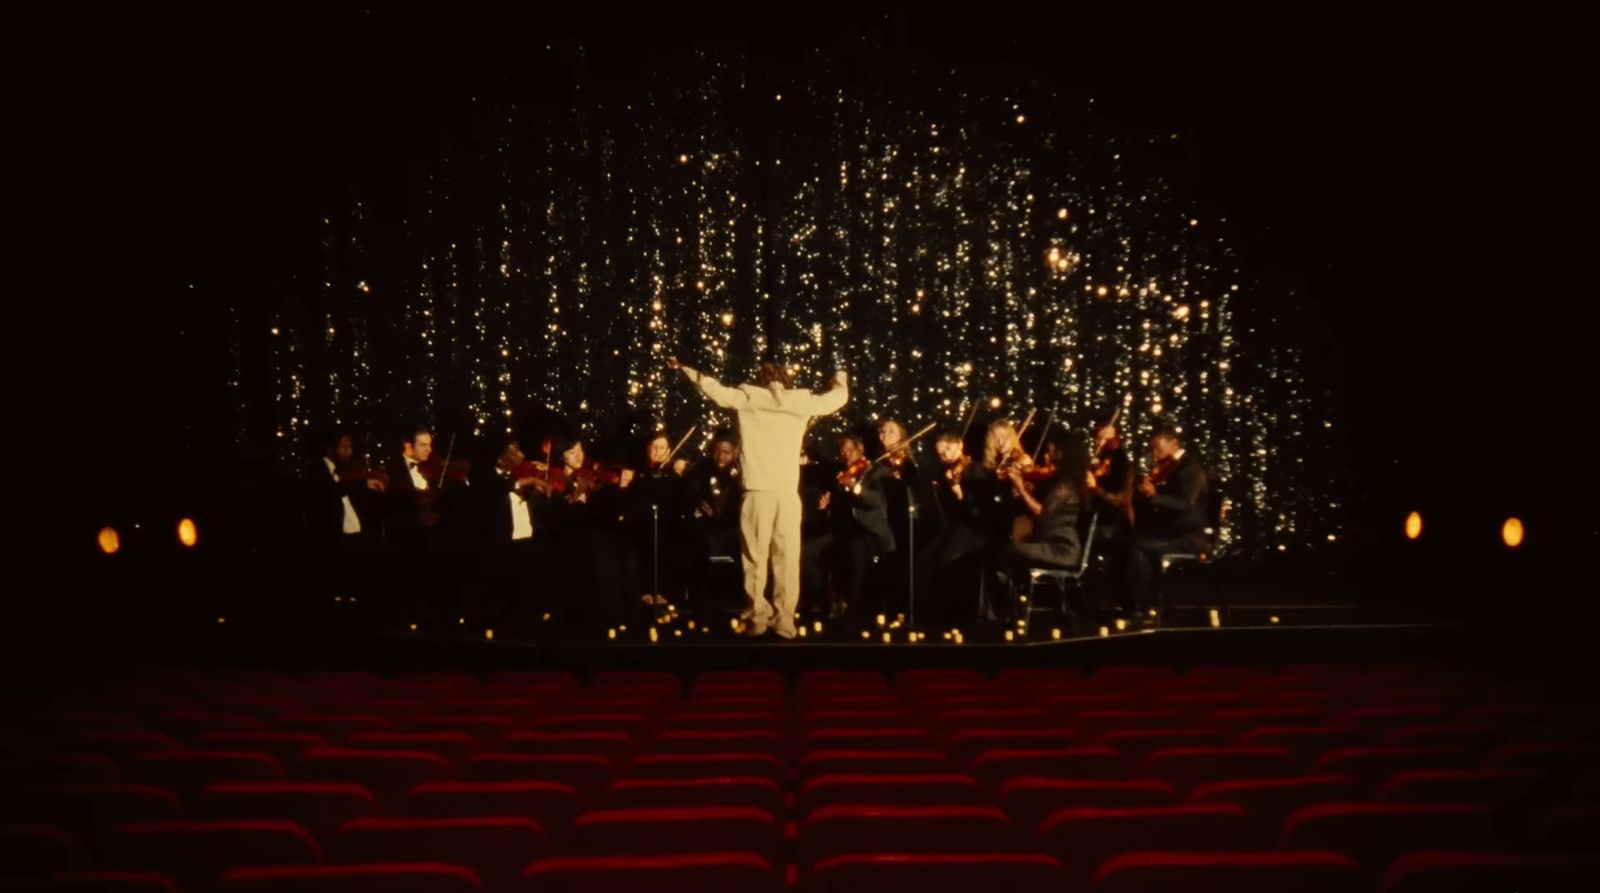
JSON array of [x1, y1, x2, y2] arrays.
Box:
[[801, 709, 913, 729], [625, 752, 786, 783], [1379, 769, 1545, 805], [1312, 747, 1474, 786], [1071, 711, 1184, 738], [300, 749, 452, 802], [399, 716, 520, 741], [463, 754, 610, 796], [654, 730, 785, 758], [1098, 729, 1229, 758], [1205, 707, 1323, 734], [796, 774, 984, 814], [108, 821, 321, 893], [522, 852, 778, 893], [199, 782, 380, 841], [800, 729, 934, 753], [347, 733, 480, 764], [499, 731, 633, 760], [485, 670, 578, 690], [797, 749, 952, 781], [1280, 803, 1498, 871], [663, 712, 786, 733], [330, 817, 544, 892], [605, 777, 783, 813], [1002, 779, 1177, 832], [405, 781, 579, 833], [1377, 851, 1600, 893], [1235, 725, 1369, 756], [799, 805, 1014, 865], [972, 746, 1124, 786], [279, 714, 393, 740], [1039, 804, 1258, 882], [192, 733, 327, 768], [130, 751, 285, 799], [567, 807, 781, 860], [1090, 851, 1359, 893], [1187, 775, 1362, 833], [801, 853, 1064, 893], [1140, 747, 1296, 791], [529, 713, 654, 737], [220, 862, 482, 893], [947, 729, 1077, 764]]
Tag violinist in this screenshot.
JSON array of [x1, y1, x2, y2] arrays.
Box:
[[875, 418, 919, 617], [1085, 414, 1136, 611], [475, 436, 539, 544], [543, 434, 638, 627], [310, 430, 383, 545], [470, 436, 545, 624], [993, 429, 1086, 586], [979, 418, 1033, 545], [919, 430, 989, 627], [626, 431, 691, 608], [1088, 415, 1135, 531], [822, 432, 895, 625], [385, 425, 438, 544], [1127, 426, 1209, 621], [683, 434, 742, 522]]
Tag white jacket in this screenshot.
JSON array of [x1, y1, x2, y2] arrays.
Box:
[[681, 366, 849, 493]]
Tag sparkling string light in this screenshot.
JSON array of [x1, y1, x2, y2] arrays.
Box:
[[253, 56, 1338, 552]]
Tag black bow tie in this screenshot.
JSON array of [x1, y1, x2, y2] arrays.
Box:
[[408, 461, 419, 470]]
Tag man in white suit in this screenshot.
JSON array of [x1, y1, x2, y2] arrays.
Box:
[[670, 356, 848, 638]]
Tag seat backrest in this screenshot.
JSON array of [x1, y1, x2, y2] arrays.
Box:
[[522, 853, 778, 893], [219, 862, 483, 893]]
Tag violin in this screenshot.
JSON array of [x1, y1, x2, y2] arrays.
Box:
[[337, 457, 390, 494], [943, 454, 972, 487], [883, 450, 912, 480], [1146, 455, 1178, 487], [836, 457, 870, 491], [416, 457, 471, 487]]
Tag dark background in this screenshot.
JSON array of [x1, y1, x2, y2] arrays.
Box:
[[53, 9, 1580, 604]]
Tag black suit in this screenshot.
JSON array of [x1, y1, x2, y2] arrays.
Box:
[[919, 460, 990, 626], [826, 462, 895, 622], [306, 457, 376, 545], [1128, 450, 1210, 613]]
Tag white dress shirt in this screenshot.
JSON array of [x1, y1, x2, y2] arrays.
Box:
[[324, 456, 362, 535]]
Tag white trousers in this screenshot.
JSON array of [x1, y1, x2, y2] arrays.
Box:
[[738, 490, 803, 628]]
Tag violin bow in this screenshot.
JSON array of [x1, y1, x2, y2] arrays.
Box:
[[871, 421, 938, 466], [436, 433, 457, 491], [662, 425, 697, 466], [958, 397, 981, 442], [1031, 409, 1057, 464]]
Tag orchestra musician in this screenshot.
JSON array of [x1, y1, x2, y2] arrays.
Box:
[[822, 432, 895, 626], [1127, 425, 1209, 622], [992, 429, 1087, 588], [672, 356, 849, 639], [309, 430, 384, 546], [626, 430, 691, 608], [919, 429, 989, 627]]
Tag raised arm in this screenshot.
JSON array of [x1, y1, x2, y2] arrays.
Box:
[[802, 369, 850, 416], [669, 356, 749, 410]]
